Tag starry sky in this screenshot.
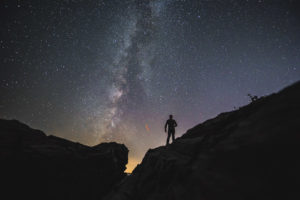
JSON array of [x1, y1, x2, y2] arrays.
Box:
[[1, 0, 300, 172]]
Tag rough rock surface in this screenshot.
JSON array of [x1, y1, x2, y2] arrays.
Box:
[[105, 81, 300, 200], [0, 119, 128, 200]]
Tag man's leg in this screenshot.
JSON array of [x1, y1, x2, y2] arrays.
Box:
[[171, 131, 175, 143], [166, 132, 171, 145]]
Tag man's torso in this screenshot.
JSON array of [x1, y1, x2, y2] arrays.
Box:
[[167, 119, 176, 130]]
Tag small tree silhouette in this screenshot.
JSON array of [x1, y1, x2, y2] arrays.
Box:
[[247, 94, 258, 102]]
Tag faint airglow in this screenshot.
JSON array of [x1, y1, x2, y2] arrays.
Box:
[[145, 123, 150, 132]]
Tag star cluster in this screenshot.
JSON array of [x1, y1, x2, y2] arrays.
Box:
[[1, 0, 299, 172]]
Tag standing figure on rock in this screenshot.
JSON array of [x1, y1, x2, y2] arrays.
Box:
[[165, 115, 178, 145]]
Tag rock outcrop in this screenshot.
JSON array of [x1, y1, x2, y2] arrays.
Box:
[[0, 119, 128, 200], [105, 81, 300, 200]]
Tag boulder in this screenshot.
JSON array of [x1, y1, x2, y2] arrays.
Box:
[[0, 119, 128, 200]]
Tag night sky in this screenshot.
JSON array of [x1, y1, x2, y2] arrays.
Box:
[[1, 0, 299, 172]]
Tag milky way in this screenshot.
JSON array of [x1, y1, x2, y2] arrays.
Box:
[[1, 0, 300, 172]]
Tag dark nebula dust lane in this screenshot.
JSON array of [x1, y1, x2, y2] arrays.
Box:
[[0, 0, 300, 172]]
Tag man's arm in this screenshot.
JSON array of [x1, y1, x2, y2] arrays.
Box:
[[174, 120, 178, 127], [164, 121, 168, 132]]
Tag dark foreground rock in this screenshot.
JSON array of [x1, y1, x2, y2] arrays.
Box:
[[105, 81, 300, 200], [0, 119, 128, 200]]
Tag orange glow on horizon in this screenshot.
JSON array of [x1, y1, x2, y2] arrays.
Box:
[[125, 158, 140, 173]]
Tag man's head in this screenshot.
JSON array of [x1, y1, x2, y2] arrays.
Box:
[[169, 115, 173, 119]]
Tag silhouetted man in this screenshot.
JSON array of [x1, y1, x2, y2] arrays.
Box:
[[165, 115, 178, 145]]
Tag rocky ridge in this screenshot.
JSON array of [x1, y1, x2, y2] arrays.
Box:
[[105, 81, 300, 200]]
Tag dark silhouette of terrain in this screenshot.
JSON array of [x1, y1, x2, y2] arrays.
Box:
[[164, 115, 178, 145], [104, 81, 300, 200], [0, 119, 128, 200], [1, 81, 300, 200]]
